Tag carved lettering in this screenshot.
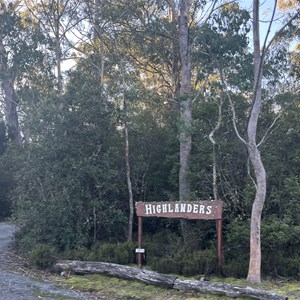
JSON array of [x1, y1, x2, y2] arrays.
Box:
[[180, 203, 186, 213], [206, 206, 212, 214], [199, 205, 205, 214], [193, 204, 199, 213], [145, 204, 152, 215], [168, 203, 174, 213], [162, 204, 167, 213], [152, 205, 156, 214], [156, 205, 161, 213]]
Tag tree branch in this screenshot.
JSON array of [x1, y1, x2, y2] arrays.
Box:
[[218, 66, 247, 145]]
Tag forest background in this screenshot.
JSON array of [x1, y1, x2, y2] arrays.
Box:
[[0, 0, 300, 284]]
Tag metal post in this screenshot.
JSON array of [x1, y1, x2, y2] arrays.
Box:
[[216, 218, 223, 271], [137, 216, 143, 268]]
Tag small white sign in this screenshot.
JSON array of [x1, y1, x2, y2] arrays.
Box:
[[135, 248, 145, 253]]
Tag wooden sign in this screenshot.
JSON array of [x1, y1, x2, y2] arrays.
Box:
[[135, 200, 223, 270], [135, 200, 222, 220]]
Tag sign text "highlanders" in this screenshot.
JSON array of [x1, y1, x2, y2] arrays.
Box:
[[145, 202, 212, 215]]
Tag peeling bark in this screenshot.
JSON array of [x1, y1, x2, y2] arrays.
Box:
[[246, 0, 266, 284]]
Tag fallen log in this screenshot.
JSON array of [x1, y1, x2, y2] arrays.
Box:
[[174, 278, 288, 300], [52, 260, 176, 288], [52, 260, 288, 300]]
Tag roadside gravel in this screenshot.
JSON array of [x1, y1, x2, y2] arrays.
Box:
[[0, 222, 95, 300]]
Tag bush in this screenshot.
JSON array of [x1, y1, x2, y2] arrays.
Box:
[[284, 257, 300, 279], [63, 246, 90, 261], [84, 241, 136, 265], [29, 243, 56, 269], [143, 231, 183, 265], [152, 257, 181, 274], [151, 249, 216, 276], [222, 256, 249, 278]]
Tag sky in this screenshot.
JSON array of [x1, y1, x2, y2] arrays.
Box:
[[239, 0, 296, 46]]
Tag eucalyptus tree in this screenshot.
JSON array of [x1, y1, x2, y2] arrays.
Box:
[[24, 0, 86, 94], [191, 0, 298, 282], [0, 1, 49, 142], [211, 0, 300, 283], [0, 2, 24, 142], [245, 0, 300, 284]]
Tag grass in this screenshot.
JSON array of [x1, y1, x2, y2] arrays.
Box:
[[54, 273, 300, 300], [63, 274, 190, 299], [32, 287, 74, 300]]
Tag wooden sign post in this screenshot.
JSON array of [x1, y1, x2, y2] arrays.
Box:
[[135, 201, 223, 269]]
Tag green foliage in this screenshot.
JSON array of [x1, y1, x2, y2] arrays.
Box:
[[0, 121, 12, 219], [224, 218, 300, 279], [223, 256, 249, 278], [65, 241, 136, 265], [0, 120, 7, 155], [222, 219, 249, 278], [151, 249, 216, 276], [142, 230, 183, 264], [151, 257, 181, 274], [29, 243, 56, 269], [261, 219, 300, 279], [0, 4, 51, 84], [11, 66, 128, 253]]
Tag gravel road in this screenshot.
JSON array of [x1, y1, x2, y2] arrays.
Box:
[[0, 222, 94, 300]]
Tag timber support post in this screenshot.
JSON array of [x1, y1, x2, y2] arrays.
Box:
[[216, 218, 223, 273], [137, 216, 143, 268]]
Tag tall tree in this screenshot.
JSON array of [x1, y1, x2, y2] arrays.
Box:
[[24, 0, 84, 95], [0, 1, 48, 142], [178, 0, 192, 203], [246, 0, 266, 284], [246, 0, 299, 284], [0, 2, 21, 142]]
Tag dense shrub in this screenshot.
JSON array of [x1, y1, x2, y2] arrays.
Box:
[[29, 244, 56, 269], [67, 241, 137, 265], [143, 231, 183, 264], [222, 255, 249, 278], [261, 220, 300, 279], [151, 249, 216, 276], [224, 218, 300, 279]]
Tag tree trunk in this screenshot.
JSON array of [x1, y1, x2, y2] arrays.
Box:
[[52, 260, 288, 300], [246, 0, 266, 284], [2, 79, 21, 143], [168, 0, 181, 111], [0, 41, 21, 143], [178, 0, 193, 244], [93, 0, 104, 84], [121, 70, 134, 241], [208, 99, 222, 201], [54, 1, 62, 95], [125, 117, 134, 242]]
